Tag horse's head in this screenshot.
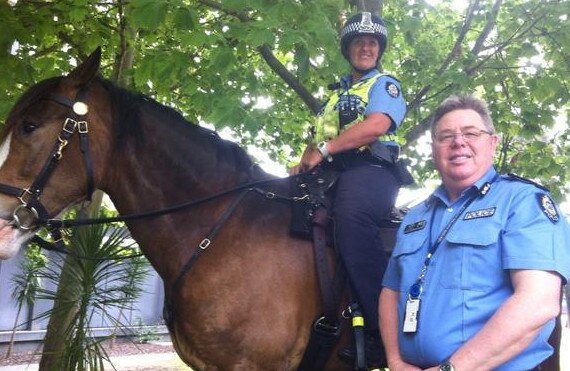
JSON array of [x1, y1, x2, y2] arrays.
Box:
[[0, 48, 108, 259]]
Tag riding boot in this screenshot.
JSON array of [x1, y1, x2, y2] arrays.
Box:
[[338, 331, 386, 370]]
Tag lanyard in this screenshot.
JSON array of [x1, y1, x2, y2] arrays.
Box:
[[408, 177, 496, 299]]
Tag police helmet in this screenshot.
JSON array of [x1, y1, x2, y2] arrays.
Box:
[[340, 12, 388, 61]]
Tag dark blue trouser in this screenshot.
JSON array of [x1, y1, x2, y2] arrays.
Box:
[[332, 160, 399, 333]]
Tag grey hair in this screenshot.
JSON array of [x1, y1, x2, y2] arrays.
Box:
[[430, 95, 495, 136]]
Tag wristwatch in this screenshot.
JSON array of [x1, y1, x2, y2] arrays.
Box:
[[317, 141, 333, 162], [439, 361, 456, 371]]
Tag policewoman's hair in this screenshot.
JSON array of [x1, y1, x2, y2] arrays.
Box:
[[340, 12, 388, 62]]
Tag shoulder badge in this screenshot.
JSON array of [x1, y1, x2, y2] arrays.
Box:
[[505, 173, 549, 191], [537, 193, 559, 223], [385, 82, 400, 98]]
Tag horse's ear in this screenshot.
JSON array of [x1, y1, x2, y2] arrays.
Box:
[[66, 47, 102, 86]]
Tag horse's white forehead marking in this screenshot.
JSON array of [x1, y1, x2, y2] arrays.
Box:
[[0, 132, 12, 169]]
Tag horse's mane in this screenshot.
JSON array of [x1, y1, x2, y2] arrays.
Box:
[[5, 73, 264, 177], [96, 77, 259, 176]]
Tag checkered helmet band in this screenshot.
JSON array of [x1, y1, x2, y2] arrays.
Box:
[[340, 12, 387, 39]]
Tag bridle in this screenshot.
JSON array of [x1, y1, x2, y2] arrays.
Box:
[[0, 85, 95, 233]]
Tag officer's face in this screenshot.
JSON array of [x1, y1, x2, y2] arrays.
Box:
[[348, 35, 380, 72], [431, 109, 498, 200]]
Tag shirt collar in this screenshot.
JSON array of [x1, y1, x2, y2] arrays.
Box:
[[339, 69, 380, 89], [431, 167, 497, 207]]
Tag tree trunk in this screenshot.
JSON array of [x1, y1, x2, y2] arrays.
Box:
[[38, 257, 83, 371], [351, 0, 381, 14], [5, 302, 23, 359]]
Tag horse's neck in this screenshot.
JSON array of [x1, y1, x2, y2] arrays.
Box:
[[101, 109, 263, 280], [105, 115, 255, 211]]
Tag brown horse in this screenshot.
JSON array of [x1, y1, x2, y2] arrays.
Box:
[[0, 49, 563, 370], [0, 48, 354, 370]]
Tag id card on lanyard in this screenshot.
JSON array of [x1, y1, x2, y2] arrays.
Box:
[[403, 180, 494, 333]]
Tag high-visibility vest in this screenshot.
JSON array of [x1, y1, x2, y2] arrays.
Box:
[[314, 73, 399, 146]]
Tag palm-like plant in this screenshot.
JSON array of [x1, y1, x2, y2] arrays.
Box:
[[34, 219, 150, 371]]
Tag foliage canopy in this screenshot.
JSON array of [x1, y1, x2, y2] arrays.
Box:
[[1, 0, 569, 198]]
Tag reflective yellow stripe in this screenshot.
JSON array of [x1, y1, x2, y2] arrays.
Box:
[[352, 316, 364, 327]]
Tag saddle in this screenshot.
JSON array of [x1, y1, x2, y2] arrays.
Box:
[[289, 168, 342, 370], [289, 167, 338, 242], [289, 166, 406, 370], [289, 166, 405, 253]]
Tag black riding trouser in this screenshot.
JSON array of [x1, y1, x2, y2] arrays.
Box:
[[332, 159, 399, 333]]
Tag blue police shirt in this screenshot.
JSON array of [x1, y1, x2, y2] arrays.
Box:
[[382, 167, 570, 370]]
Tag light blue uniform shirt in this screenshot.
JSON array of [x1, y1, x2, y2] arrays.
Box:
[[382, 167, 570, 370]]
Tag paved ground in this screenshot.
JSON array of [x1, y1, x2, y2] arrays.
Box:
[[0, 352, 188, 371], [0, 340, 189, 371]]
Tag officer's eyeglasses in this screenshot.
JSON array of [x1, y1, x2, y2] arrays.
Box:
[[434, 129, 494, 145]]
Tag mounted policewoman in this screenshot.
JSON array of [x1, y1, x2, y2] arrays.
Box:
[[290, 11, 413, 369]]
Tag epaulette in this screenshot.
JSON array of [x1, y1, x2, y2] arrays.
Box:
[[504, 173, 550, 192], [382, 73, 401, 83]]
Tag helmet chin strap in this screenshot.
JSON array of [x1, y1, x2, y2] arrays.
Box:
[[351, 65, 377, 75]]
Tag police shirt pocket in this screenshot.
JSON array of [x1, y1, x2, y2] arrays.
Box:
[[391, 231, 429, 287], [442, 220, 502, 290]]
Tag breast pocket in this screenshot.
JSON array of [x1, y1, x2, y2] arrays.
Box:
[[391, 231, 429, 291], [442, 219, 503, 291]]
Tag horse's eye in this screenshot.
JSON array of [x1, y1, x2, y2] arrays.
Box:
[[21, 121, 39, 134]]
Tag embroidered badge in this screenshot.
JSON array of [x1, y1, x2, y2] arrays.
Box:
[[537, 193, 559, 223], [386, 82, 400, 98], [464, 207, 496, 220], [404, 220, 426, 234]]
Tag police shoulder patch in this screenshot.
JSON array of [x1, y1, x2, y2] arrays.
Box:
[[537, 193, 559, 223], [385, 82, 400, 98]]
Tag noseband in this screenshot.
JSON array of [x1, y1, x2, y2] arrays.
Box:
[[0, 85, 95, 231]]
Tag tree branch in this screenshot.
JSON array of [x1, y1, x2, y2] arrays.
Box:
[[196, 0, 321, 113], [471, 0, 502, 54], [404, 0, 481, 146]]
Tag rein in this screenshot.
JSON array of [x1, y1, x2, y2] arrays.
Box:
[[31, 179, 294, 258], [43, 178, 292, 230], [30, 180, 289, 260]]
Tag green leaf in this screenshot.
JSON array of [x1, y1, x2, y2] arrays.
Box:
[[209, 48, 236, 73], [129, 0, 168, 31], [247, 27, 275, 48], [173, 7, 197, 30]]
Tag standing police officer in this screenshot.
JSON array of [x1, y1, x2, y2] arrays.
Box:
[[291, 11, 411, 368], [380, 95, 570, 371]]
